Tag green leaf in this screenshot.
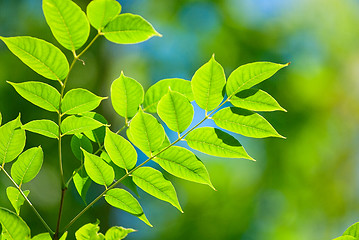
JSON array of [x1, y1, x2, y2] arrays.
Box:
[[31, 233, 51, 240], [132, 167, 183, 212], [11, 146, 43, 186], [128, 109, 165, 153], [61, 89, 106, 115], [105, 188, 152, 227], [212, 107, 284, 138], [6, 187, 30, 215], [71, 134, 93, 161], [230, 89, 286, 112], [59, 232, 68, 240], [82, 149, 114, 187], [75, 221, 105, 240], [191, 55, 226, 111], [82, 112, 108, 144], [104, 128, 137, 171], [154, 146, 214, 188], [103, 13, 161, 44], [0, 207, 31, 240], [344, 222, 359, 237], [105, 226, 136, 240], [22, 120, 59, 139], [43, 0, 90, 51], [61, 115, 105, 136], [0, 36, 69, 81], [226, 62, 289, 97], [111, 72, 144, 120], [185, 127, 253, 160], [0, 112, 2, 126], [73, 167, 92, 204], [86, 0, 121, 30], [143, 78, 194, 113], [157, 90, 194, 133], [0, 115, 26, 164], [8, 81, 60, 112], [333, 237, 357, 240]]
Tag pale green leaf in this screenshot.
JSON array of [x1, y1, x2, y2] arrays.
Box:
[[111, 72, 144, 120], [191, 55, 226, 111], [128, 109, 165, 153], [105, 188, 152, 227], [82, 149, 114, 187], [61, 89, 106, 115], [157, 90, 194, 133], [185, 127, 253, 160], [6, 187, 30, 215], [230, 89, 286, 112], [71, 134, 93, 161], [132, 167, 183, 212], [60, 232, 68, 240], [0, 36, 69, 80], [344, 222, 359, 237], [105, 226, 136, 240], [22, 120, 59, 139], [154, 146, 214, 188], [212, 107, 284, 138], [75, 221, 105, 240], [143, 78, 194, 113], [87, 0, 121, 30], [0, 207, 31, 240], [82, 112, 107, 144], [31, 233, 51, 240], [103, 13, 161, 44], [104, 128, 137, 171], [11, 146, 43, 186], [61, 115, 105, 136], [0, 113, 2, 126], [0, 115, 26, 164], [226, 62, 289, 97], [8, 81, 60, 112], [333, 237, 357, 240], [73, 167, 92, 204], [43, 0, 90, 51]]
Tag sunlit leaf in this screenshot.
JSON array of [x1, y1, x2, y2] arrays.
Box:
[[0, 207, 31, 240], [43, 0, 90, 51], [61, 115, 105, 136], [11, 146, 43, 186], [0, 115, 26, 164], [71, 134, 93, 161], [61, 89, 106, 115], [191, 55, 226, 111], [59, 232, 68, 240], [6, 187, 30, 215], [230, 89, 286, 112], [344, 222, 359, 237], [132, 167, 183, 212], [105, 226, 136, 240], [75, 221, 105, 240], [212, 107, 284, 138], [8, 81, 60, 112], [73, 167, 92, 204], [0, 112, 2, 126], [0, 36, 69, 80], [226, 62, 289, 97], [87, 0, 121, 30], [185, 127, 253, 160], [154, 146, 214, 188], [143, 78, 194, 113], [157, 90, 194, 133], [82, 112, 107, 144], [103, 13, 161, 44], [111, 72, 144, 120], [332, 237, 357, 240], [82, 149, 114, 187], [31, 233, 51, 240], [22, 120, 59, 139]]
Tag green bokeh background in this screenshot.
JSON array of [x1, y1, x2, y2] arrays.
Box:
[[1, 0, 359, 239]]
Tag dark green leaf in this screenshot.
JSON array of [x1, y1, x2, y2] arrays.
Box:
[[61, 89, 106, 115], [87, 0, 121, 30], [22, 120, 59, 139], [6, 187, 30, 215], [83, 149, 114, 187], [71, 134, 93, 161], [0, 207, 30, 240]]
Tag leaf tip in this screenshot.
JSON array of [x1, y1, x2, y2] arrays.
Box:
[[285, 62, 291, 66]]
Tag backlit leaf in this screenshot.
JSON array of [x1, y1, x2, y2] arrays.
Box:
[[344, 222, 359, 237], [333, 237, 357, 240], [43, 0, 90, 51], [103, 13, 161, 44], [22, 120, 59, 139], [61, 89, 106, 115], [61, 115, 105, 136], [83, 149, 114, 187], [71, 134, 93, 161], [73, 167, 92, 204], [105, 226, 136, 240], [0, 207, 30, 240], [82, 112, 107, 144], [87, 0, 121, 30], [31, 233, 51, 240], [0, 36, 69, 80], [59, 232, 68, 240], [6, 187, 30, 215], [8, 81, 60, 112], [75, 221, 105, 240], [0, 113, 2, 126], [132, 167, 183, 212]]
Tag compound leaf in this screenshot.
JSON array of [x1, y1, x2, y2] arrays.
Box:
[[73, 167, 92, 204], [185, 127, 253, 160], [143, 78, 193, 113], [132, 167, 182, 212], [83, 149, 114, 187], [157, 90, 194, 133], [61, 89, 106, 115], [0, 208, 30, 240], [87, 0, 121, 30], [212, 107, 284, 138], [31, 233, 51, 240], [8, 81, 60, 112], [43, 0, 90, 51], [6, 187, 30, 215], [75, 221, 105, 240], [344, 222, 359, 237], [61, 115, 105, 136], [82, 112, 107, 144], [0, 36, 69, 81], [22, 120, 59, 139], [103, 13, 161, 44], [11, 146, 43, 186], [71, 134, 93, 161], [191, 55, 226, 111], [105, 226, 136, 240]]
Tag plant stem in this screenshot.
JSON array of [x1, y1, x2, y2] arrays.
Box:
[[0, 166, 54, 234]]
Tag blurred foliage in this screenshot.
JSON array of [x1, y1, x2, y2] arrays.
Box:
[[1, 0, 359, 239]]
